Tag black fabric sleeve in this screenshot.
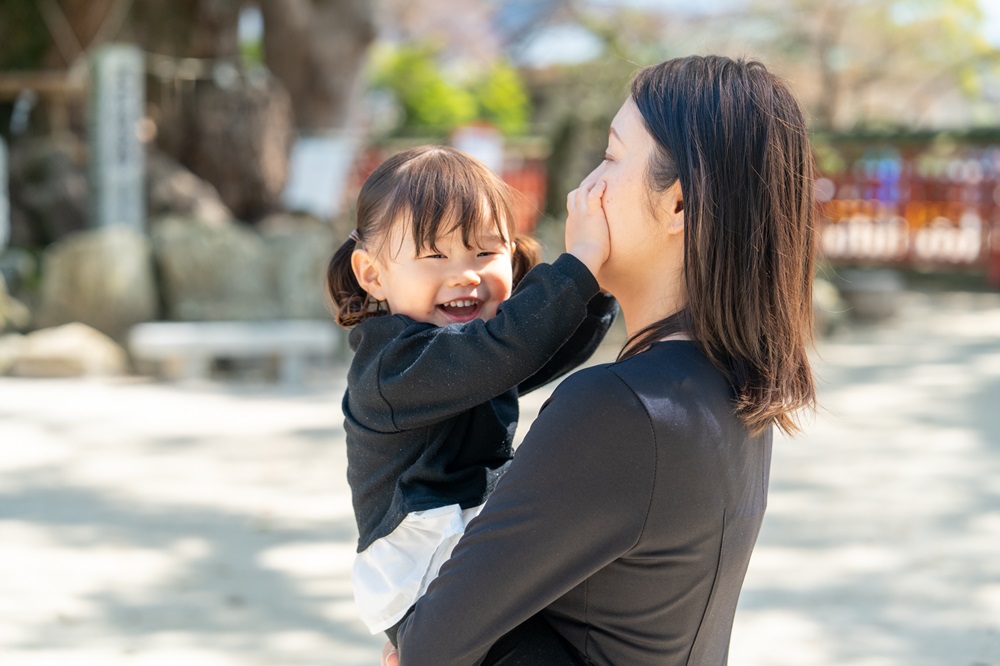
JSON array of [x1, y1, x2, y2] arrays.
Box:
[[394, 367, 657, 666], [517, 291, 617, 396], [348, 254, 601, 432]]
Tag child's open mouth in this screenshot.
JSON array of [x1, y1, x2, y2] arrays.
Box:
[[438, 298, 482, 322]]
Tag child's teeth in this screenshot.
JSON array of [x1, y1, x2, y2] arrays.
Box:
[[445, 299, 475, 308]]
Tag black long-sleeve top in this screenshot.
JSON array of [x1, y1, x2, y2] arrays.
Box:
[[344, 254, 617, 552], [396, 340, 772, 665]]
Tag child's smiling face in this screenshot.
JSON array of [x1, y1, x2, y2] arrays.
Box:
[[356, 219, 515, 327]]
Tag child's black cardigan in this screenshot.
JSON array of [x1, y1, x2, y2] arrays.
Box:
[[343, 254, 617, 552]]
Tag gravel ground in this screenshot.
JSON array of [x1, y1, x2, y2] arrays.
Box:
[[1, 287, 998, 665]]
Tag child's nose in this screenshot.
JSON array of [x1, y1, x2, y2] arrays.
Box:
[[449, 267, 481, 286]]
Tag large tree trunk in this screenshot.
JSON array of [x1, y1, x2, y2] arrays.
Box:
[[259, 0, 377, 132], [123, 0, 242, 59], [123, 0, 294, 220], [166, 74, 293, 220]]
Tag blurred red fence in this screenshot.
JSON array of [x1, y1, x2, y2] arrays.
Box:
[[815, 135, 1000, 287]]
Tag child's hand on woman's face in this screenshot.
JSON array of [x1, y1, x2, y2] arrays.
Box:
[[565, 163, 611, 279]]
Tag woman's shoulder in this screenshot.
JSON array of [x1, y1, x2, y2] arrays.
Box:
[[547, 361, 648, 421], [558, 341, 733, 415], [608, 340, 739, 421]]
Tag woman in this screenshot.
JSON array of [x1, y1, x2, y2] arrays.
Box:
[[386, 54, 816, 665]]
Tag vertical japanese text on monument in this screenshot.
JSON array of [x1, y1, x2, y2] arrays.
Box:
[[0, 137, 9, 250], [90, 45, 145, 229]]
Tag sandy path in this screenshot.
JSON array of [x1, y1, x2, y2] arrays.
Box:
[[1, 288, 998, 665]]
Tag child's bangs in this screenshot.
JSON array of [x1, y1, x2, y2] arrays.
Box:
[[400, 151, 514, 253]]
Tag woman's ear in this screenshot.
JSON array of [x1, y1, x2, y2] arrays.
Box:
[[351, 249, 386, 301], [665, 181, 684, 234]]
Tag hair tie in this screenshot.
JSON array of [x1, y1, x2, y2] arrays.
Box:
[[349, 229, 361, 243]]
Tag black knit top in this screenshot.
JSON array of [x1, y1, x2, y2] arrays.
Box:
[[344, 254, 617, 552], [397, 340, 772, 665]]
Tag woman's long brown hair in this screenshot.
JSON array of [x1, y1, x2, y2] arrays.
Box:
[[625, 55, 816, 436]]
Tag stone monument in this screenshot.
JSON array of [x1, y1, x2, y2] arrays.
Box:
[[0, 137, 8, 251], [89, 44, 145, 229]]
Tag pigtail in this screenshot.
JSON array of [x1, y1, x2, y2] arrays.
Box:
[[510, 234, 541, 287], [327, 236, 378, 328]]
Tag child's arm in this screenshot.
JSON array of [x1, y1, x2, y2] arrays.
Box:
[[517, 292, 617, 396], [518, 166, 615, 394], [347, 254, 601, 433]]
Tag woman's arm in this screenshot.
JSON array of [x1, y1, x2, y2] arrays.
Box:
[[348, 255, 601, 432], [394, 367, 657, 665]]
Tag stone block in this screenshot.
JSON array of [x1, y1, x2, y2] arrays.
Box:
[[0, 274, 30, 333], [0, 333, 23, 375], [9, 323, 127, 377], [260, 214, 335, 319], [36, 227, 157, 341], [151, 215, 280, 321], [834, 269, 905, 322]]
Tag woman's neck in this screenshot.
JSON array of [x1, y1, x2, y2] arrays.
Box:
[[618, 290, 686, 339], [609, 259, 686, 340]]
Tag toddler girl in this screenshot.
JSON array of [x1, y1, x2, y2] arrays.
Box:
[[326, 146, 614, 644]]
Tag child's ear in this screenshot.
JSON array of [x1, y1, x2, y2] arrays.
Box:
[[351, 249, 387, 301]]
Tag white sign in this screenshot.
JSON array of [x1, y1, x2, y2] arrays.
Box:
[[452, 124, 504, 174], [282, 134, 358, 219], [90, 44, 145, 229], [0, 137, 8, 250]]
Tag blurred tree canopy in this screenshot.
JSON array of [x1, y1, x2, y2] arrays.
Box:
[[0, 1, 53, 70], [741, 0, 1000, 129], [644, 0, 1000, 131], [0, 0, 376, 131], [522, 0, 1000, 216]]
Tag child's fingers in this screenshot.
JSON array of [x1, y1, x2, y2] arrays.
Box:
[[587, 181, 606, 211], [568, 163, 608, 214], [566, 186, 586, 214]]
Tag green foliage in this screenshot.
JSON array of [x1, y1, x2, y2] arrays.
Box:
[[240, 39, 264, 67], [370, 43, 530, 137], [0, 0, 52, 70], [474, 61, 530, 135]]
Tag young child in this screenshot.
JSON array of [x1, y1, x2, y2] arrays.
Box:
[[326, 146, 615, 645]]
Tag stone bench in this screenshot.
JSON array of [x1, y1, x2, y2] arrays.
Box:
[[128, 320, 342, 384]]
